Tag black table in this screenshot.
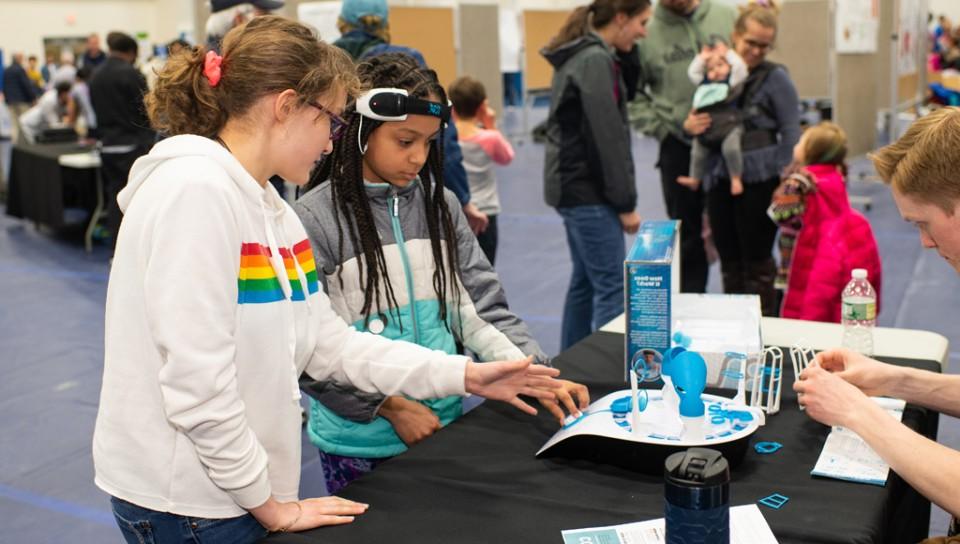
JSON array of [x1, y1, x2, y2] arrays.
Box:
[[267, 331, 939, 544], [6, 142, 101, 250]]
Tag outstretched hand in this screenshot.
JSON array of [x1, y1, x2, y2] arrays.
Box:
[[539, 379, 591, 425], [464, 356, 561, 415]]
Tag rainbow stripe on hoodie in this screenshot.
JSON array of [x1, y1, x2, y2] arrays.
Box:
[[237, 239, 319, 304]]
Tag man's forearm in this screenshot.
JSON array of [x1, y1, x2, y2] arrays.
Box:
[[887, 366, 960, 418], [852, 403, 960, 517]]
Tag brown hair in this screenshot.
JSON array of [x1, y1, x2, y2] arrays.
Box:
[[146, 16, 359, 138], [545, 0, 651, 51], [869, 107, 960, 214], [448, 76, 487, 118], [734, 0, 781, 37], [800, 121, 847, 175]]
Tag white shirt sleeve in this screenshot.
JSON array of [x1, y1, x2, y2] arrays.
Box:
[[143, 174, 271, 510], [303, 292, 469, 400]]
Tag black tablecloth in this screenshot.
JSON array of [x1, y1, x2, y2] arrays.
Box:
[[266, 331, 939, 544], [6, 142, 97, 227]]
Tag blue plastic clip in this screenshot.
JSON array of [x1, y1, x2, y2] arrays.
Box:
[[754, 441, 783, 454], [758, 493, 789, 509]]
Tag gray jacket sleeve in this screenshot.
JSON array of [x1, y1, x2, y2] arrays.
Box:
[[446, 191, 550, 365], [294, 196, 389, 423], [768, 68, 801, 171], [577, 51, 637, 214]]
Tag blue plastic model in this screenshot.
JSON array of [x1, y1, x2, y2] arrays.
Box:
[[671, 351, 707, 417]]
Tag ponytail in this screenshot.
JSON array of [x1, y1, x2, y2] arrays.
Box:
[[545, 0, 651, 51], [146, 46, 226, 138]]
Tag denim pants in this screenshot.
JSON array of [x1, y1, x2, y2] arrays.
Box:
[[110, 497, 268, 544], [557, 205, 625, 350]]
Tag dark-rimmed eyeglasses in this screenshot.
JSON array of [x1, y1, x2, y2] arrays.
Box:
[[308, 101, 348, 141]]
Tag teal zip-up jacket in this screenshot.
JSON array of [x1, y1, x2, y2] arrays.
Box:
[[628, 0, 736, 143], [294, 179, 548, 459]]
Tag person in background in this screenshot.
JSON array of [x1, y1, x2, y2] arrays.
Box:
[[629, 0, 736, 295], [795, 106, 960, 539], [332, 0, 489, 236], [541, 0, 652, 350], [40, 53, 56, 85], [18, 81, 72, 144], [90, 32, 156, 250], [206, 0, 286, 54], [66, 66, 97, 138], [449, 75, 515, 266], [701, 0, 800, 316], [51, 50, 77, 88], [3, 53, 40, 141], [26, 55, 45, 93], [769, 122, 881, 322], [676, 41, 748, 196], [80, 33, 107, 72]]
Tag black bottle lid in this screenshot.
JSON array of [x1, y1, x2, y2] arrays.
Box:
[[664, 448, 730, 509]]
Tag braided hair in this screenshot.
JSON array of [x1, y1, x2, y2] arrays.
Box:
[[306, 53, 462, 334]]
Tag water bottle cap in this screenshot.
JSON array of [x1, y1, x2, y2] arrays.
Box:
[[852, 269, 867, 279], [664, 447, 730, 487]]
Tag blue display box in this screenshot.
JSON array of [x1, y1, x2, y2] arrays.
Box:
[[624, 220, 680, 382]]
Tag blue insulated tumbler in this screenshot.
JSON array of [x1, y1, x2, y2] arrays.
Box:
[[664, 448, 730, 544]]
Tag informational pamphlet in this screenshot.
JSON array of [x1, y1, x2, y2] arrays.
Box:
[[560, 504, 778, 544], [811, 397, 906, 486]]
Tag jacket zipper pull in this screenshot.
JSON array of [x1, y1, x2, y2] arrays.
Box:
[[393, 194, 399, 217]]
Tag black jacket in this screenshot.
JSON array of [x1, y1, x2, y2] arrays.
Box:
[[89, 56, 155, 147], [541, 34, 636, 213], [3, 62, 38, 105]]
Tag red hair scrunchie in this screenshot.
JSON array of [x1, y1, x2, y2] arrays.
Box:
[[203, 50, 223, 87]]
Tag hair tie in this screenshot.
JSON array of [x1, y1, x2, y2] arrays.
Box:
[[204, 50, 223, 87]]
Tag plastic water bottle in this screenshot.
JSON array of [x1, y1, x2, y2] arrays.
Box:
[[841, 269, 876, 355]]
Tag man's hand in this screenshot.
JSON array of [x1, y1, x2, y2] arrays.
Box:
[[464, 356, 561, 415], [813, 348, 899, 397], [619, 211, 641, 234], [378, 396, 442, 446], [794, 363, 877, 430], [539, 379, 591, 425], [463, 202, 489, 235], [683, 111, 711, 136]]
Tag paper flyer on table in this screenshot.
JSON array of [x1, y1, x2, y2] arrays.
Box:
[[811, 397, 906, 486], [560, 504, 778, 544]]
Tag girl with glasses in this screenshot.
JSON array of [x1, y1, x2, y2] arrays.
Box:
[[94, 17, 561, 544]]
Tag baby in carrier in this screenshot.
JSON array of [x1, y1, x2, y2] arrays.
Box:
[[677, 42, 748, 195]]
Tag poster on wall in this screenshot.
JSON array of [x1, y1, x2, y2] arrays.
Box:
[[898, 0, 920, 74], [298, 2, 343, 43], [835, 0, 880, 54]]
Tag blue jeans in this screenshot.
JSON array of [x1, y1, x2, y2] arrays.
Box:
[[110, 497, 267, 544], [557, 205, 625, 350]]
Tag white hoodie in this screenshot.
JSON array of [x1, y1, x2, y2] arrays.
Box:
[[93, 135, 469, 518]]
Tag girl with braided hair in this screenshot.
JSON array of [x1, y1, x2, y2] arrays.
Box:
[[295, 53, 589, 494]]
